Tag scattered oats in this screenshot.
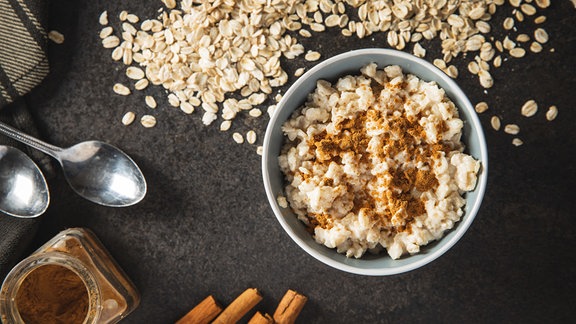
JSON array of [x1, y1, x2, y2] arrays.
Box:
[[119, 10, 128, 21], [447, 14, 465, 28], [113, 83, 130, 96], [489, 2, 499, 13], [126, 14, 139, 24], [520, 4, 537, 16], [122, 49, 132, 65], [162, 0, 176, 9], [99, 27, 113, 39], [122, 31, 134, 41], [202, 112, 217, 125], [535, 0, 551, 8], [534, 16, 546, 24], [468, 61, 480, 74], [232, 132, 244, 144], [495, 40, 504, 52], [512, 138, 524, 146], [478, 59, 490, 72], [202, 102, 218, 114], [134, 79, 149, 91], [126, 67, 145, 80], [220, 120, 231, 131], [341, 29, 352, 37], [99, 11, 108, 25], [122, 22, 137, 36], [521, 100, 538, 117], [387, 30, 399, 47], [292, 67, 305, 78], [274, 94, 283, 102], [503, 36, 516, 50], [479, 71, 494, 88], [246, 108, 261, 118], [139, 20, 152, 32], [493, 55, 502, 68], [534, 28, 549, 44], [433, 59, 446, 70], [515, 10, 525, 22], [413, 43, 426, 58], [305, 51, 322, 61], [466, 37, 483, 52], [102, 0, 551, 140], [246, 130, 257, 144], [475, 102, 489, 114], [267, 104, 277, 117], [504, 124, 520, 135], [256, 146, 263, 156], [102, 35, 120, 48], [476, 21, 491, 34], [180, 102, 194, 114], [299, 29, 312, 38], [145, 96, 157, 109], [480, 46, 495, 62], [445, 65, 458, 79], [503, 17, 514, 30], [491, 116, 501, 131], [121, 111, 136, 126], [530, 42, 543, 53], [509, 47, 526, 58], [141, 115, 156, 128], [111, 47, 123, 61], [516, 34, 530, 43], [310, 23, 325, 32], [355, 22, 366, 38], [277, 195, 288, 208], [48, 30, 64, 44], [189, 97, 201, 107], [325, 14, 340, 27], [546, 105, 558, 121], [469, 7, 486, 20], [411, 33, 423, 43]]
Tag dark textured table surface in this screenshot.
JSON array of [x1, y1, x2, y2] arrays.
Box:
[[10, 0, 576, 323]]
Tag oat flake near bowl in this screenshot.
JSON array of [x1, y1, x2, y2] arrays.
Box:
[[278, 64, 481, 260]]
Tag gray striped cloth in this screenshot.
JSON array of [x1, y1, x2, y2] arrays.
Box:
[[0, 0, 49, 105], [0, 0, 54, 280]]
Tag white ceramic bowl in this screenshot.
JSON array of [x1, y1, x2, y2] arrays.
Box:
[[262, 49, 488, 276]]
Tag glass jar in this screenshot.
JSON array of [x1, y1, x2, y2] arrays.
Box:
[[0, 228, 140, 324]]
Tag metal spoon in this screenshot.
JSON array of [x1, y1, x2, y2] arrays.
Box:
[[0, 145, 49, 218], [0, 121, 147, 207]]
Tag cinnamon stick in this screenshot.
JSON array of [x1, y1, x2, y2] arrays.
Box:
[[212, 288, 262, 324], [248, 311, 274, 324], [273, 290, 308, 324], [175, 295, 222, 324]]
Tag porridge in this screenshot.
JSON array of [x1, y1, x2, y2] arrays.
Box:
[[278, 63, 481, 259]]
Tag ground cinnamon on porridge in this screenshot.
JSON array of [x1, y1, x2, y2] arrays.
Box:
[[279, 64, 480, 259]]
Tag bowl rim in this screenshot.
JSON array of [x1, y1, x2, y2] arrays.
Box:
[[262, 48, 488, 276]]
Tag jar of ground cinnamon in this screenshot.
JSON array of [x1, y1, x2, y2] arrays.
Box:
[[0, 228, 140, 323]]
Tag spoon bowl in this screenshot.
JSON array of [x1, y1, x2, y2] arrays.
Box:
[[0, 146, 49, 218], [0, 122, 146, 207], [59, 141, 147, 207]]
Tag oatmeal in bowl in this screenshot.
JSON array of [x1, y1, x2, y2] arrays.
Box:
[[262, 49, 487, 275]]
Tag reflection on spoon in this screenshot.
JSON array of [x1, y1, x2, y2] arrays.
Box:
[[0, 146, 49, 218]]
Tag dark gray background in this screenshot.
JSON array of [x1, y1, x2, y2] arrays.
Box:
[[11, 0, 576, 323]]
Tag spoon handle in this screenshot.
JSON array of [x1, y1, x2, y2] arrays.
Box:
[[0, 121, 62, 158]]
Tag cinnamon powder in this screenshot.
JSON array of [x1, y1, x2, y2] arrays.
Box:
[[300, 82, 444, 233], [15, 265, 89, 324]]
